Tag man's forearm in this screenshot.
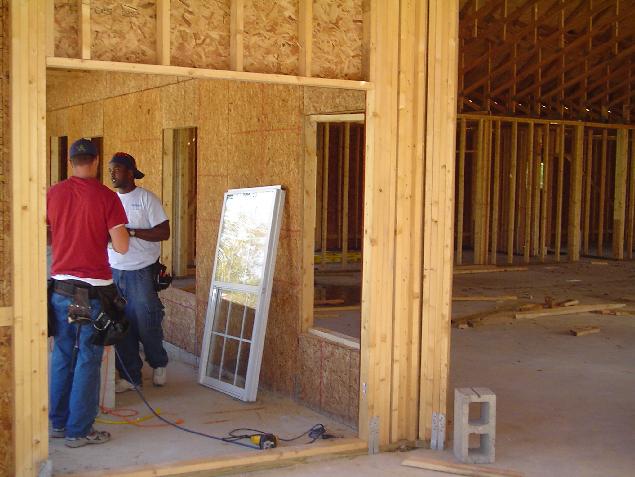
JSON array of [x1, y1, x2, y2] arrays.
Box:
[[128, 221, 170, 242]]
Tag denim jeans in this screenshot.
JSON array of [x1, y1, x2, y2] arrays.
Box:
[[112, 265, 168, 385], [49, 292, 104, 438]]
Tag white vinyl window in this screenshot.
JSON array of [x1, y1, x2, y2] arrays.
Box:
[[199, 186, 285, 401]]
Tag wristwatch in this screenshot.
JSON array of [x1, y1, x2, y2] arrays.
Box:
[[128, 229, 136, 237]]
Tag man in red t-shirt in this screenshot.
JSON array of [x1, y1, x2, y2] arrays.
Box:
[[47, 138, 129, 448]]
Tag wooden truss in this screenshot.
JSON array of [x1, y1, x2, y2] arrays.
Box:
[[459, 0, 635, 123]]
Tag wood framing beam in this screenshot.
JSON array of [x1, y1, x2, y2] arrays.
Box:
[[583, 129, 593, 255], [161, 129, 174, 273], [230, 0, 244, 72], [456, 118, 467, 265], [540, 125, 550, 260], [628, 133, 635, 258], [613, 129, 629, 259], [420, 0, 458, 448], [473, 120, 486, 264], [359, 0, 400, 448], [598, 129, 608, 256], [523, 122, 534, 263], [342, 123, 350, 264], [321, 125, 329, 263], [46, 57, 372, 90], [301, 118, 317, 333], [491, 121, 501, 264], [156, 0, 170, 66], [568, 125, 584, 261], [61, 439, 367, 477], [46, 0, 54, 56], [79, 0, 91, 60], [298, 0, 313, 76], [555, 124, 564, 261], [507, 121, 518, 264], [392, 0, 427, 443], [11, 0, 49, 475]]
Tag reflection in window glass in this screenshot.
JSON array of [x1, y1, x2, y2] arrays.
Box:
[[216, 191, 276, 286]]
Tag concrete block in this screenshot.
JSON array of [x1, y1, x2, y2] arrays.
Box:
[[453, 387, 496, 464]]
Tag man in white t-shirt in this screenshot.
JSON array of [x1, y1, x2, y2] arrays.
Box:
[[107, 152, 170, 392]]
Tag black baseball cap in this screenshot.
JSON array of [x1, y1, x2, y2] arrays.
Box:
[[69, 138, 98, 158], [109, 152, 145, 179]]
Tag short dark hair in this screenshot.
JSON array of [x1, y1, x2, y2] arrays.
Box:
[[70, 154, 98, 167]]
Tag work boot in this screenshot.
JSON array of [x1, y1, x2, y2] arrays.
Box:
[[153, 367, 167, 386]]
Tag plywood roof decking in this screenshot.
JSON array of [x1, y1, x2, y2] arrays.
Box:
[[459, 0, 635, 123]]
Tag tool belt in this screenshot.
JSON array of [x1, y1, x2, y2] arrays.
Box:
[[48, 279, 129, 346]]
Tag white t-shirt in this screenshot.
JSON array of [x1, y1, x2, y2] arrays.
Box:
[[108, 187, 168, 271]]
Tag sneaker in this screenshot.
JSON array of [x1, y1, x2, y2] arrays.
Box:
[[50, 427, 65, 438], [115, 378, 138, 393], [153, 367, 167, 386], [65, 429, 110, 448]]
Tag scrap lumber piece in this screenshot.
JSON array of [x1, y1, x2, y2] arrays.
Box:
[[515, 303, 625, 320], [453, 296, 517, 302], [556, 299, 579, 307], [315, 305, 360, 312], [468, 313, 515, 328], [452, 304, 519, 327], [401, 457, 524, 477], [314, 299, 345, 305], [569, 326, 600, 336], [453, 266, 528, 275]]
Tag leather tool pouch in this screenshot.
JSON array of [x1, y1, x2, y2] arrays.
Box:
[[90, 284, 129, 347]]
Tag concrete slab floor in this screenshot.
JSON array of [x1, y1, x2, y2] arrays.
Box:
[[257, 260, 635, 477], [49, 360, 355, 475]]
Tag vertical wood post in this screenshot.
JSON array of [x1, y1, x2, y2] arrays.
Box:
[[298, 0, 313, 76], [490, 121, 501, 264], [583, 128, 593, 255], [507, 122, 517, 264], [473, 119, 485, 264], [456, 118, 466, 264], [79, 0, 91, 60], [301, 118, 318, 333], [555, 125, 565, 261], [156, 0, 171, 66], [342, 123, 351, 265], [523, 122, 534, 263], [627, 133, 635, 259], [11, 1, 49, 474], [420, 0, 458, 448], [598, 129, 608, 256], [230, 0, 244, 71], [568, 125, 584, 262], [613, 129, 628, 259], [540, 125, 550, 261], [161, 129, 174, 272]]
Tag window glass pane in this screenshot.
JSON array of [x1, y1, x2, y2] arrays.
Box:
[[215, 190, 276, 286]]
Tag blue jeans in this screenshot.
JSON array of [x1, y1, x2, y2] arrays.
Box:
[[112, 265, 168, 385], [49, 292, 104, 438]]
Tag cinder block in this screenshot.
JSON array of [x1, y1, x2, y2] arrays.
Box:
[[453, 387, 496, 464]]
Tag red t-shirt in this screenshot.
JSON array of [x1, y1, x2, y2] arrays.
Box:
[[47, 176, 128, 280]]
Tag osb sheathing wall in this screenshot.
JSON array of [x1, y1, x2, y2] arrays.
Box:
[[47, 71, 364, 396], [54, 0, 363, 80], [0, 1, 12, 475], [298, 334, 359, 425]]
